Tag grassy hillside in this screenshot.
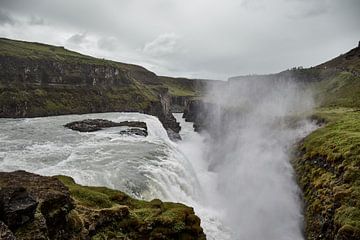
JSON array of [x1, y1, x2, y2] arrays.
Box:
[[157, 76, 222, 97], [292, 43, 360, 239], [0, 38, 147, 71]]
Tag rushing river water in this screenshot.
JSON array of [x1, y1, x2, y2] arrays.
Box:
[[0, 112, 229, 239], [0, 109, 316, 239]]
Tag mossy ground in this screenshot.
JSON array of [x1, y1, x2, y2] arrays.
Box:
[[158, 76, 206, 97], [312, 72, 360, 108], [0, 38, 143, 71], [55, 176, 205, 240], [294, 107, 360, 239]]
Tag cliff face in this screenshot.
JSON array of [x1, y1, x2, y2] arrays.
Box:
[[0, 56, 132, 86], [0, 38, 181, 138], [0, 171, 206, 240]]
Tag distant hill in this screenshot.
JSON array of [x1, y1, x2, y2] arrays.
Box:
[[0, 37, 213, 137], [229, 41, 360, 108]]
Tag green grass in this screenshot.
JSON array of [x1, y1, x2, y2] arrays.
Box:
[[0, 84, 156, 117], [312, 72, 360, 108], [0, 38, 147, 72], [54, 175, 205, 239], [294, 108, 360, 239], [158, 76, 204, 97]]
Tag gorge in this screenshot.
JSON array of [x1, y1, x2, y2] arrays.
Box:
[[0, 38, 360, 240]]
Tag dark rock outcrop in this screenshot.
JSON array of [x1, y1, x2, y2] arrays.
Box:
[[171, 96, 191, 113], [0, 170, 75, 239], [65, 119, 147, 132], [183, 100, 215, 133], [0, 171, 206, 240], [0, 187, 38, 230]]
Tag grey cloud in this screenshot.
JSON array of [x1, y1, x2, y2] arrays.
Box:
[[0, 0, 359, 80], [0, 10, 15, 25], [142, 33, 180, 57], [97, 37, 119, 51], [29, 16, 45, 25], [67, 33, 87, 45]]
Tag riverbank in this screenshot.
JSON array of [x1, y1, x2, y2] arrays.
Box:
[[293, 108, 360, 239]]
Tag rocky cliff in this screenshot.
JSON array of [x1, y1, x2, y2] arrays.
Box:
[[0, 38, 186, 138], [0, 171, 206, 240]]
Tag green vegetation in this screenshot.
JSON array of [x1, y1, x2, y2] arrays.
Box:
[[158, 76, 204, 97], [55, 175, 205, 239], [294, 107, 360, 239], [291, 43, 360, 239], [0, 38, 140, 70], [0, 85, 155, 117], [313, 72, 360, 108], [0, 38, 202, 121]]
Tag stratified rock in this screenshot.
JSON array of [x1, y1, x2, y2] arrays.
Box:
[[0, 186, 38, 229], [0, 221, 16, 240]]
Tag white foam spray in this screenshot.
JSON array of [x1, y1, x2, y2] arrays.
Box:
[[190, 78, 318, 239]]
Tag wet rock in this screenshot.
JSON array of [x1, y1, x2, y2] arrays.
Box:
[[0, 186, 38, 229], [64, 119, 147, 132], [0, 221, 16, 240], [118, 121, 147, 129], [119, 128, 148, 137], [166, 128, 181, 141], [65, 119, 119, 132]]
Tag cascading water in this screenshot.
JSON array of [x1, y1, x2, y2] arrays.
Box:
[[195, 79, 318, 239], [0, 112, 228, 239], [0, 113, 200, 202], [0, 78, 317, 240]]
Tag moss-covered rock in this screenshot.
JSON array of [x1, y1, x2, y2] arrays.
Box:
[[293, 108, 360, 240], [0, 171, 206, 240]]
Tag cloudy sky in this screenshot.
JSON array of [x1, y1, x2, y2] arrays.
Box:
[[0, 0, 359, 80]]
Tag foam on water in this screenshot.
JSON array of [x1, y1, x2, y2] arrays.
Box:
[[0, 112, 229, 238], [0, 110, 315, 239]]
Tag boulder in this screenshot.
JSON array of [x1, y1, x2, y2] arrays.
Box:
[[0, 186, 38, 229], [0, 171, 74, 239]]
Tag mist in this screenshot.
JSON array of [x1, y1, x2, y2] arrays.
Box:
[[193, 78, 318, 239]]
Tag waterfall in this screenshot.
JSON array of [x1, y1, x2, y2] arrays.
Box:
[[0, 78, 318, 240]]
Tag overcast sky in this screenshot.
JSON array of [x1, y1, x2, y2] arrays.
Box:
[[0, 0, 359, 80]]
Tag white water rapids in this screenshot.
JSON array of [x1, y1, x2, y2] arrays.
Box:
[[0, 112, 228, 238], [0, 99, 316, 239]]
